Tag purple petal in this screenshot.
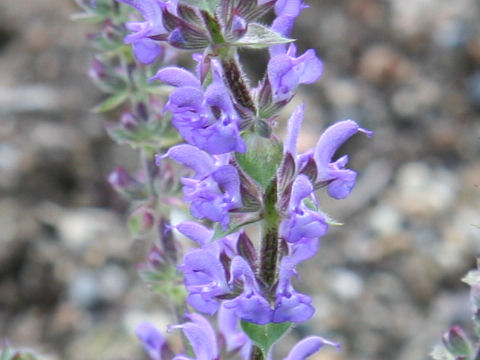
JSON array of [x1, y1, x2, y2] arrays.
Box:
[[169, 313, 218, 360], [294, 49, 323, 84], [117, 0, 165, 32], [187, 293, 220, 315], [135, 322, 165, 360], [132, 38, 163, 64], [163, 144, 215, 178], [218, 304, 251, 353], [200, 120, 246, 154], [291, 237, 319, 265], [211, 165, 241, 205], [275, 0, 306, 17], [181, 249, 228, 287], [284, 336, 340, 360], [272, 291, 314, 323], [167, 86, 205, 113], [175, 221, 213, 246], [289, 175, 313, 209], [284, 103, 304, 157], [223, 292, 272, 325], [150, 67, 200, 87], [287, 211, 328, 243], [314, 120, 373, 199]]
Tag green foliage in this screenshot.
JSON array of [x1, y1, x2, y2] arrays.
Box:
[[236, 132, 283, 190], [92, 91, 129, 113], [232, 24, 294, 49], [240, 321, 291, 358]]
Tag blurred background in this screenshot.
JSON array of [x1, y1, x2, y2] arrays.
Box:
[[0, 0, 479, 359]]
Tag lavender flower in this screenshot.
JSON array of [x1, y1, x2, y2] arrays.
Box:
[[169, 313, 219, 360], [267, 44, 323, 103], [224, 256, 273, 325], [151, 59, 246, 154], [180, 248, 230, 315], [135, 322, 167, 360], [279, 174, 328, 244], [159, 144, 242, 229], [313, 120, 373, 199]]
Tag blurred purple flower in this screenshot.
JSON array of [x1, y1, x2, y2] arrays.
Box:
[[169, 313, 219, 360], [115, 0, 173, 64], [135, 322, 166, 360]]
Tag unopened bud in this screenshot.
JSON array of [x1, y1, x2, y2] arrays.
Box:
[[231, 14, 248, 39], [121, 112, 139, 131], [128, 206, 155, 236], [108, 166, 146, 200], [442, 326, 471, 357]]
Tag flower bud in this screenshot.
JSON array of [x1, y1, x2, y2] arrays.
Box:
[[120, 112, 139, 131], [108, 166, 146, 200], [230, 14, 248, 39], [442, 326, 471, 357], [128, 206, 155, 236]]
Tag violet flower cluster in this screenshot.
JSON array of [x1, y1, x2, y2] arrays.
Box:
[[78, 0, 373, 359]]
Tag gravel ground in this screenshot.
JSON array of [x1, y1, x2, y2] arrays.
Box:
[[0, 1, 479, 360]]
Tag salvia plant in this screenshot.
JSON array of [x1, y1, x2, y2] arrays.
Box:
[[1, 0, 475, 359]]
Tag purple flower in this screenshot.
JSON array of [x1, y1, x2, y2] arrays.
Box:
[[135, 322, 166, 360], [267, 44, 323, 102], [223, 257, 272, 325], [169, 313, 219, 360], [160, 144, 242, 229], [284, 104, 373, 199], [272, 255, 315, 323], [179, 248, 230, 315], [280, 174, 328, 243], [270, 0, 308, 57], [115, 0, 172, 64], [313, 120, 373, 199], [151, 59, 246, 154], [284, 336, 340, 360]]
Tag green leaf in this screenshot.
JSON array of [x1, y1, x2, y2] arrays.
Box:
[[462, 269, 480, 287], [236, 132, 283, 190], [91, 91, 129, 113], [233, 23, 294, 49], [430, 345, 455, 360], [240, 321, 291, 358]]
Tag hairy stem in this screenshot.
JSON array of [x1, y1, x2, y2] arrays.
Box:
[[220, 56, 257, 114], [250, 345, 264, 360], [259, 179, 279, 294]]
